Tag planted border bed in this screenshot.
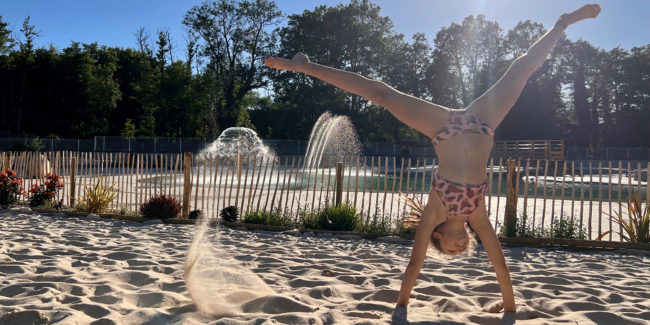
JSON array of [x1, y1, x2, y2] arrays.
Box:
[[5, 207, 650, 252]]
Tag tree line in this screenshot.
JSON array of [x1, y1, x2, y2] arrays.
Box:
[[1, 0, 648, 147]]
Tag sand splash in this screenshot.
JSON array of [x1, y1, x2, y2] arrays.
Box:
[[183, 218, 276, 317], [183, 219, 316, 318]]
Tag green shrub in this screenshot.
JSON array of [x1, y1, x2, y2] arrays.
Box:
[[300, 203, 393, 234], [43, 199, 61, 210], [357, 214, 392, 234], [10, 137, 44, 152], [242, 208, 296, 227], [219, 206, 239, 222], [140, 195, 181, 219], [550, 217, 587, 240], [118, 205, 129, 215], [298, 207, 319, 230], [496, 213, 586, 240], [353, 206, 392, 234], [189, 209, 202, 220], [312, 203, 360, 231], [498, 213, 542, 238]]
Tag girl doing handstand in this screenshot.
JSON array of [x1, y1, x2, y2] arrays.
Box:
[[266, 4, 601, 312]]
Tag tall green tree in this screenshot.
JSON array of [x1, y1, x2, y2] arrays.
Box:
[[183, 0, 283, 136], [1, 3, 649, 149], [0, 16, 16, 132], [433, 15, 505, 107], [12, 17, 40, 133], [269, 0, 407, 141], [566, 40, 598, 147], [0, 16, 13, 55]]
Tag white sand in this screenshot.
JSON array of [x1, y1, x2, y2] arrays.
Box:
[[1, 209, 649, 325]]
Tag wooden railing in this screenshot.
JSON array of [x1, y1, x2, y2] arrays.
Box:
[[492, 140, 564, 161], [1, 151, 646, 243]]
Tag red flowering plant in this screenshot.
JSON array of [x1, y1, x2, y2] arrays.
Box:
[[140, 195, 181, 219], [0, 170, 26, 205], [27, 173, 64, 208]]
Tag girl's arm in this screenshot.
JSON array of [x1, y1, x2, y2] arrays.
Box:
[[266, 53, 387, 105], [396, 189, 445, 306], [265, 54, 451, 139], [468, 205, 515, 312]]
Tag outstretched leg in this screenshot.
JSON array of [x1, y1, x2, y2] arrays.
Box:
[[468, 4, 601, 129]]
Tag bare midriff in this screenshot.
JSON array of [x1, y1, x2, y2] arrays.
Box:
[[433, 133, 493, 185]]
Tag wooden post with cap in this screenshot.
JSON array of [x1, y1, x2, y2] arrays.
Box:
[[70, 156, 77, 207], [335, 161, 344, 206], [504, 158, 519, 237], [182, 152, 192, 218]]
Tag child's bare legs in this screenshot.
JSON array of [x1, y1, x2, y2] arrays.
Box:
[[468, 4, 601, 129], [559, 3, 601, 25]]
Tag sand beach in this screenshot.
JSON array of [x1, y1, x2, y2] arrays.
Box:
[[1, 209, 649, 324]]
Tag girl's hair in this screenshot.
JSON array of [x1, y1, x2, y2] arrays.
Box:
[[429, 221, 477, 258], [399, 195, 476, 258]]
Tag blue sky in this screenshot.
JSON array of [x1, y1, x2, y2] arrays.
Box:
[[3, 0, 649, 57]]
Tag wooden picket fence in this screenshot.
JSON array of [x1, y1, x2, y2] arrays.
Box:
[[1, 151, 647, 242]]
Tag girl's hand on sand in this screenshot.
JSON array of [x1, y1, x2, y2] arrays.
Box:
[[265, 52, 310, 72], [559, 4, 601, 26]]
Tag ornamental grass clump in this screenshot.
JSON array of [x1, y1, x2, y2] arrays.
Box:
[[0, 170, 25, 206], [395, 195, 424, 235], [78, 177, 118, 213], [28, 173, 64, 208], [599, 189, 650, 243], [398, 195, 425, 230], [140, 195, 181, 219]]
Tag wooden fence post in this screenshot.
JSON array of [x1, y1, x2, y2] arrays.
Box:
[[70, 157, 77, 207], [335, 161, 344, 206], [3, 153, 10, 171], [504, 158, 519, 237], [182, 152, 192, 218]]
